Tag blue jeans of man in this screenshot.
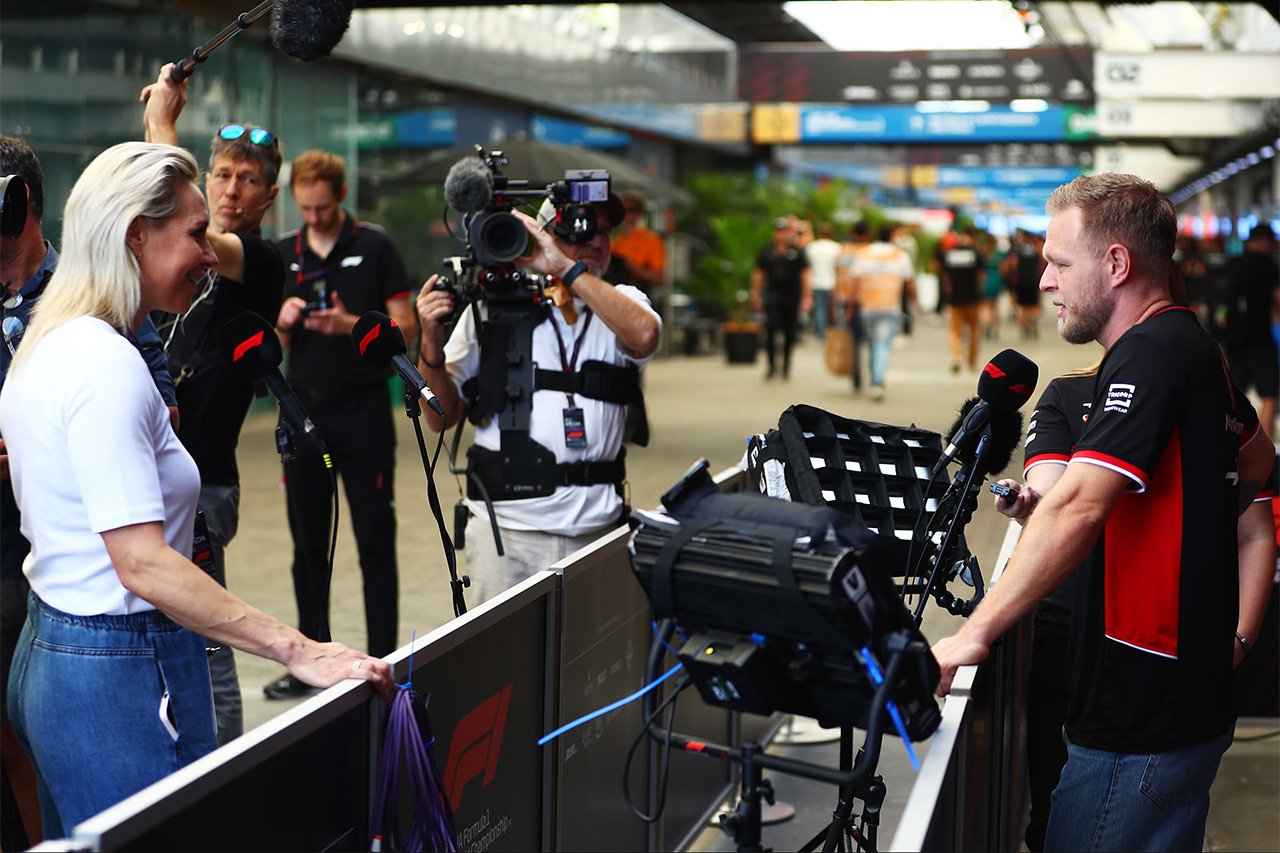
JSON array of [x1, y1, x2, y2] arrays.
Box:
[[7, 594, 217, 838], [810, 289, 833, 338], [1044, 725, 1233, 852], [862, 310, 901, 389], [198, 482, 243, 745]]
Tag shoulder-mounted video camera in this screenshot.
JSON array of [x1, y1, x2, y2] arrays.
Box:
[[436, 145, 617, 305]]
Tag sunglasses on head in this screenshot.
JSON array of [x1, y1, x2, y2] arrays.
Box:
[[219, 124, 277, 147]]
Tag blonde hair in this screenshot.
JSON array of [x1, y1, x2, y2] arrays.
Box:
[[12, 142, 200, 370]]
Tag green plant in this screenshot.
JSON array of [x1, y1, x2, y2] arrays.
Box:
[[675, 173, 881, 320]]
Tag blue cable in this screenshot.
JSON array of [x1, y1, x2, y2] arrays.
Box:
[[859, 645, 920, 771], [537, 663, 684, 747]]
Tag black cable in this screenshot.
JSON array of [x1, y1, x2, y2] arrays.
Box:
[[622, 673, 690, 823], [411, 410, 465, 617], [901, 463, 945, 604], [1234, 728, 1280, 743]]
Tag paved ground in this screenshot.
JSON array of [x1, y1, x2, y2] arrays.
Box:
[[221, 309, 1278, 852]]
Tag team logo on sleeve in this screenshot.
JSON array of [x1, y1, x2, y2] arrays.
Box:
[[1104, 383, 1135, 414]]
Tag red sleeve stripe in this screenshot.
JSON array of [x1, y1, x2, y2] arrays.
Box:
[[1024, 454, 1069, 476], [386, 290, 412, 302], [1070, 450, 1148, 492], [1239, 421, 1261, 450]]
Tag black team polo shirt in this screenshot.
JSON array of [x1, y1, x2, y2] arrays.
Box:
[[1065, 305, 1259, 754]]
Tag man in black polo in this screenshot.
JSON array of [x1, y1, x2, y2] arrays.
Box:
[[750, 217, 811, 381], [268, 150, 415, 698], [932, 173, 1274, 852], [141, 65, 286, 736]]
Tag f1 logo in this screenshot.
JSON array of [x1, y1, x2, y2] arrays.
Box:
[[443, 684, 513, 811]]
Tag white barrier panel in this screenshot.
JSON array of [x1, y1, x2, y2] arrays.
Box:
[[1095, 51, 1280, 100]]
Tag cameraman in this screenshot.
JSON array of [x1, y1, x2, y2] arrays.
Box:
[[415, 195, 661, 604]]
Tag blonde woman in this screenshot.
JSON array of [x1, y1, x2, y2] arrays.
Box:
[[0, 142, 390, 837]]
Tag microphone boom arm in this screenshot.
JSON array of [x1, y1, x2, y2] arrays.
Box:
[[170, 0, 274, 82]]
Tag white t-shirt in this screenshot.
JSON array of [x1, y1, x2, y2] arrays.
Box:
[[444, 286, 660, 536], [0, 316, 200, 615], [804, 238, 844, 293]]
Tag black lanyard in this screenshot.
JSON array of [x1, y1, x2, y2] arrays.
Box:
[[547, 308, 594, 406]]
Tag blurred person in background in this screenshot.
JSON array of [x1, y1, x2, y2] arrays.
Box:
[[751, 216, 811, 381], [804, 222, 843, 338], [848, 224, 914, 401], [608, 190, 665, 312], [936, 226, 985, 373]]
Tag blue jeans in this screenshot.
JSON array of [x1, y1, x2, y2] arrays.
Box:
[[1045, 725, 1234, 852], [811, 290, 832, 338], [7, 594, 217, 838], [863, 310, 901, 388]]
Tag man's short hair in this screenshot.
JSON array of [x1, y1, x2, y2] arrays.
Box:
[[1046, 173, 1176, 279], [210, 123, 282, 188], [290, 149, 346, 196], [0, 135, 44, 222]]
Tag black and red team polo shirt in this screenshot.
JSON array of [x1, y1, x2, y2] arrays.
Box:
[[1064, 305, 1260, 753]]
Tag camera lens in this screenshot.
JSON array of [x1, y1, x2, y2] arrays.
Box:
[[470, 211, 527, 266]]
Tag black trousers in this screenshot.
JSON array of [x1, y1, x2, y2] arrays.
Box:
[[763, 299, 800, 377], [284, 384, 399, 658]]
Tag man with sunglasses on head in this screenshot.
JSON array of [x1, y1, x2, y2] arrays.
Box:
[[141, 65, 286, 740]]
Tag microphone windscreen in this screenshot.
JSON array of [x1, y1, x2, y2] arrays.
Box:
[[351, 311, 407, 362], [945, 397, 981, 443], [977, 348, 1038, 412], [217, 311, 282, 378], [269, 0, 353, 62], [443, 156, 494, 215], [981, 409, 1025, 477]]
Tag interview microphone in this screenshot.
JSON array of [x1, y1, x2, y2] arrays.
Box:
[[351, 312, 446, 417], [933, 348, 1038, 477], [443, 156, 495, 215], [217, 311, 328, 453]]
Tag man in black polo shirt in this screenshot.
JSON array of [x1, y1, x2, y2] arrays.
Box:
[[750, 217, 811, 381], [141, 66, 287, 735], [268, 150, 415, 698], [932, 173, 1275, 852]]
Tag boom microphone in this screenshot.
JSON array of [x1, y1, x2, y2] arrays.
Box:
[[167, 0, 352, 83], [443, 156, 494, 215], [217, 311, 328, 453], [933, 348, 1038, 477], [269, 0, 354, 61], [351, 312, 446, 418]]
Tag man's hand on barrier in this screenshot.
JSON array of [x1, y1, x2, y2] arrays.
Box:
[[930, 632, 990, 697]]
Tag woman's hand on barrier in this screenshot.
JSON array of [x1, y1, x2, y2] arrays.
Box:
[[288, 642, 394, 701]]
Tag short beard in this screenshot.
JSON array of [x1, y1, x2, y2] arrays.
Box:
[[1058, 286, 1112, 345]]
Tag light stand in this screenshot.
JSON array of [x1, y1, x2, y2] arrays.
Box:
[[642, 621, 917, 853]]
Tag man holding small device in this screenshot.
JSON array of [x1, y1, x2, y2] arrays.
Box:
[[268, 150, 415, 698]]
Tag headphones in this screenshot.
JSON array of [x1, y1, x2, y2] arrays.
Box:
[[0, 175, 28, 241]]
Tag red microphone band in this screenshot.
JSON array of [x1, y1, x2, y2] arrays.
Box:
[[232, 330, 264, 362], [358, 323, 381, 357]]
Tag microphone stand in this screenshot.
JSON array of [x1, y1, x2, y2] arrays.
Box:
[[276, 414, 337, 644], [401, 385, 469, 618], [911, 427, 992, 625]]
